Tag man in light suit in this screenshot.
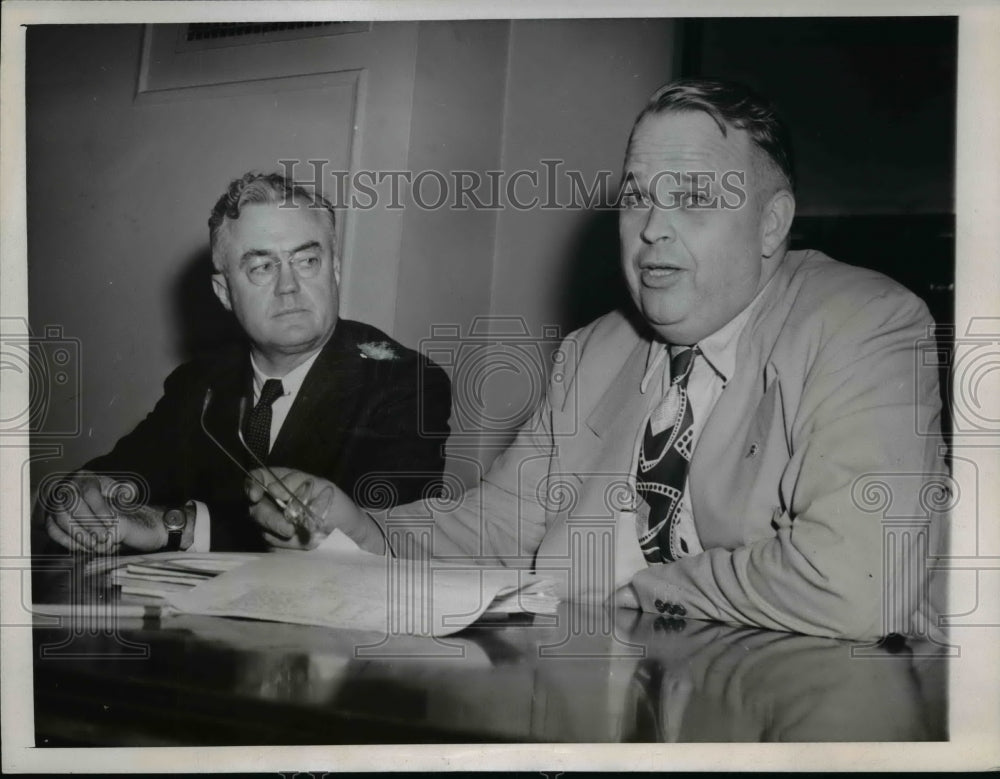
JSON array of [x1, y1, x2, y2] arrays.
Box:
[[249, 80, 947, 640], [39, 172, 451, 553]]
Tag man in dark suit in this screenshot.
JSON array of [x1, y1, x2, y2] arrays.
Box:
[[39, 171, 451, 553]]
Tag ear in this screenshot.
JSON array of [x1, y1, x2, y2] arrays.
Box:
[[760, 188, 796, 258], [332, 253, 342, 286], [211, 271, 232, 312]]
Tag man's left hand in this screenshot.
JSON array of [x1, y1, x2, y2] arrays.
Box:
[[247, 467, 340, 551], [613, 582, 641, 610]]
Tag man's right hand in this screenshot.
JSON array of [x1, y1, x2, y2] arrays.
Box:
[[246, 467, 386, 554], [38, 470, 169, 554]]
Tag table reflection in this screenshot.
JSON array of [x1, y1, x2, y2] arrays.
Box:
[[33, 582, 947, 743]]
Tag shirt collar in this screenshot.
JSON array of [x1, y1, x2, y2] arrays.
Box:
[[640, 270, 778, 393], [250, 350, 321, 400]]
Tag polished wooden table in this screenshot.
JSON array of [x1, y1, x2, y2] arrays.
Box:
[[31, 561, 948, 745]]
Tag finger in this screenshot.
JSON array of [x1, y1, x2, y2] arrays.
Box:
[[244, 468, 277, 503], [88, 524, 114, 552], [303, 483, 338, 535], [282, 479, 314, 527], [48, 507, 74, 534], [45, 515, 78, 551], [251, 505, 296, 540], [245, 476, 265, 504], [78, 476, 117, 531], [91, 523, 122, 555], [249, 466, 287, 490], [261, 530, 307, 550], [266, 478, 294, 505], [46, 515, 95, 553], [292, 478, 313, 505], [614, 585, 641, 611], [48, 508, 103, 549], [262, 465, 293, 480]]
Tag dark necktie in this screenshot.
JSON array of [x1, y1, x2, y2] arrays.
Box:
[[636, 346, 698, 564], [243, 378, 284, 464]]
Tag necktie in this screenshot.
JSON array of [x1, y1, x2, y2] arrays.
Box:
[[636, 346, 698, 563], [243, 378, 284, 464]]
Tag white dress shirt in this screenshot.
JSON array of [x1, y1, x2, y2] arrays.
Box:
[[635, 278, 773, 560], [249, 351, 321, 451]]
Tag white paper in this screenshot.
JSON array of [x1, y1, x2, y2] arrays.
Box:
[[166, 550, 545, 637]]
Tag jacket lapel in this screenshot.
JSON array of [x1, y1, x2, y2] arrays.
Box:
[[201, 349, 254, 472], [687, 254, 802, 544], [585, 337, 656, 441], [268, 331, 360, 467]]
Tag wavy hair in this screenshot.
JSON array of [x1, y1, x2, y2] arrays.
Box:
[[630, 78, 795, 191], [208, 171, 337, 265]]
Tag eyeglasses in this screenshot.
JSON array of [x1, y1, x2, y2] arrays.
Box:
[[200, 388, 313, 527], [199, 388, 396, 555], [242, 255, 323, 286]]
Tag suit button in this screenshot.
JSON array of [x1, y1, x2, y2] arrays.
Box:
[[654, 599, 667, 613], [671, 604, 687, 617]]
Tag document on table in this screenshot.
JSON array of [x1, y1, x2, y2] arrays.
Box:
[[82, 530, 558, 636], [166, 549, 556, 637]]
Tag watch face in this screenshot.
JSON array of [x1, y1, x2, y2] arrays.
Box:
[[163, 509, 187, 531]]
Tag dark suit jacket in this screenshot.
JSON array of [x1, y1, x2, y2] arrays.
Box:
[[85, 319, 451, 551]]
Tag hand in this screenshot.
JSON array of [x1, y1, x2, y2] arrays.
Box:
[[613, 582, 641, 611], [39, 471, 169, 554], [246, 467, 379, 552]]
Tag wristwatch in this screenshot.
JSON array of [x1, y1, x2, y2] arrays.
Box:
[[163, 503, 194, 551]]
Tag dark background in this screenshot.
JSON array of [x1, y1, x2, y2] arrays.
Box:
[[572, 16, 956, 443]]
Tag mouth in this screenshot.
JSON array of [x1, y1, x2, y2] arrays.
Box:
[[273, 308, 310, 318], [638, 264, 685, 287]]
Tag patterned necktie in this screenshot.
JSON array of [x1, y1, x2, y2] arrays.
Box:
[[243, 378, 284, 464], [636, 346, 698, 563]]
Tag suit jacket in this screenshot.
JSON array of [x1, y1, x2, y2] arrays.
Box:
[[86, 319, 451, 551], [425, 250, 947, 640]]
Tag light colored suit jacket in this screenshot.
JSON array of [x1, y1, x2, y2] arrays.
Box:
[[419, 250, 948, 640]]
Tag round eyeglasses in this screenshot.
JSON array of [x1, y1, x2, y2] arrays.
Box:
[[244, 255, 323, 286]]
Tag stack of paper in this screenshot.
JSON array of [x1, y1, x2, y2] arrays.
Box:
[[485, 577, 560, 615], [167, 550, 557, 637], [105, 554, 260, 601], [87, 546, 558, 636]]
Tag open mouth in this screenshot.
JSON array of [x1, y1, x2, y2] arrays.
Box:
[[640, 266, 684, 285]]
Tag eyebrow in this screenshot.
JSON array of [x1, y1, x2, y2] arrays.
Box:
[[678, 172, 714, 186], [238, 241, 323, 267]]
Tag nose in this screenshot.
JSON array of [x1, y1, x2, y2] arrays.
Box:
[[274, 258, 301, 295], [640, 203, 675, 245]]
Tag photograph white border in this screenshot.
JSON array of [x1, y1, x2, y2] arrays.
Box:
[[2, 0, 998, 773]]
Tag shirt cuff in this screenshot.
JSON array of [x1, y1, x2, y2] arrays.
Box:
[[187, 500, 211, 552]]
